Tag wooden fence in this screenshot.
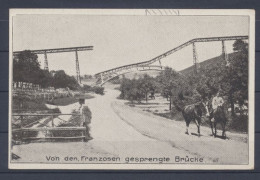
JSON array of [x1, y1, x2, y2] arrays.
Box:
[[12, 113, 89, 143], [12, 81, 81, 101]]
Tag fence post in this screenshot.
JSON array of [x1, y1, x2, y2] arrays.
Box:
[[80, 108, 85, 142], [82, 130, 85, 142], [20, 115, 24, 141], [51, 116, 54, 127], [20, 115, 23, 128], [81, 112, 84, 127]]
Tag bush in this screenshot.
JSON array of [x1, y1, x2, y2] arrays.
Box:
[[92, 86, 104, 95], [82, 85, 105, 95], [13, 96, 49, 112], [227, 114, 248, 133], [52, 108, 61, 113], [82, 84, 92, 92], [118, 77, 152, 103]]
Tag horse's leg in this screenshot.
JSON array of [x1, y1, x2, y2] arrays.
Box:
[[222, 121, 227, 138], [195, 119, 200, 137], [210, 121, 214, 136], [214, 122, 217, 137], [185, 120, 190, 135]]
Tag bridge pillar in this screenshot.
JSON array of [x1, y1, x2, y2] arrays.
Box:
[[75, 49, 81, 84], [44, 51, 49, 71], [222, 40, 229, 66], [192, 42, 200, 73], [100, 73, 104, 84], [159, 59, 162, 69]]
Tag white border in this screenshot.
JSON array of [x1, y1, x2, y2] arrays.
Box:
[[8, 9, 255, 170]]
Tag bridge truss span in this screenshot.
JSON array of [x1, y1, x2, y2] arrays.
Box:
[[96, 65, 164, 86], [13, 46, 94, 84], [94, 35, 248, 86]]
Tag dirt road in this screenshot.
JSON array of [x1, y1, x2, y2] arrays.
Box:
[[12, 87, 248, 165], [85, 87, 248, 164]]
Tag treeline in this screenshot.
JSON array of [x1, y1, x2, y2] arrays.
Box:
[[13, 50, 79, 90], [119, 68, 187, 109], [183, 39, 248, 116], [119, 40, 249, 118]]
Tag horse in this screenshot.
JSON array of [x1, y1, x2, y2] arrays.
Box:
[[178, 101, 209, 137], [205, 100, 228, 138]]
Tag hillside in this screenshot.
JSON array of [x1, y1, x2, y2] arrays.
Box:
[[180, 52, 236, 75]]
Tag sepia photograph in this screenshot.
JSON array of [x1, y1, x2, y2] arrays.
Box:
[[8, 9, 255, 170]]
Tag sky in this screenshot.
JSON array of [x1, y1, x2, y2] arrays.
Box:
[[13, 14, 249, 76]]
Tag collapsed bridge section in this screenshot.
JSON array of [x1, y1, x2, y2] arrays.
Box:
[[94, 36, 248, 86]]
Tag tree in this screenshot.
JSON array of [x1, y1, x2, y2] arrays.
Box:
[[157, 67, 183, 110], [118, 77, 147, 103], [128, 79, 144, 103], [52, 70, 79, 90], [119, 78, 132, 99], [140, 74, 154, 103], [222, 40, 248, 116], [13, 50, 40, 83], [13, 50, 80, 91], [38, 70, 53, 88], [180, 40, 248, 117]]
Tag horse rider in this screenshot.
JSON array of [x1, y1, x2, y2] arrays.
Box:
[[211, 91, 224, 122]]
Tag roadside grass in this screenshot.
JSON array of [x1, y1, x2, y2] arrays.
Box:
[[154, 110, 248, 133], [126, 102, 161, 106], [13, 97, 49, 112], [127, 100, 248, 134]]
